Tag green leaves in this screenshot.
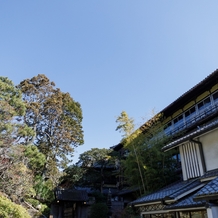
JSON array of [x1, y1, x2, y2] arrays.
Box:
[[0, 74, 84, 215], [116, 111, 135, 138], [19, 74, 84, 170], [24, 145, 46, 174], [0, 194, 31, 218], [116, 111, 178, 195]]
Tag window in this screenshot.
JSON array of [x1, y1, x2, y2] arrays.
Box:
[[173, 115, 184, 131], [185, 106, 196, 125], [164, 122, 172, 135], [191, 211, 207, 218], [212, 91, 218, 105], [197, 97, 211, 114], [143, 213, 176, 218], [179, 210, 207, 218], [180, 141, 203, 179]]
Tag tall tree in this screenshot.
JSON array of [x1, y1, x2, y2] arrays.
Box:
[[18, 74, 84, 171], [0, 77, 34, 148], [116, 111, 178, 195], [116, 111, 146, 194], [76, 148, 113, 193], [0, 77, 35, 204]]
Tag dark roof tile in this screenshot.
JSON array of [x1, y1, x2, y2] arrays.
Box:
[[194, 177, 218, 199], [55, 189, 89, 202], [165, 193, 206, 209], [131, 179, 199, 205], [200, 169, 218, 179]]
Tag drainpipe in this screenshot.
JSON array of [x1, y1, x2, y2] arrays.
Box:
[[190, 138, 207, 174]]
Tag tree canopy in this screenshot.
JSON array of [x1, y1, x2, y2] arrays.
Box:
[[0, 75, 84, 217], [0, 77, 34, 148], [18, 74, 84, 170], [116, 111, 179, 195]]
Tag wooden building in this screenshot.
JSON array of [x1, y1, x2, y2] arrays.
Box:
[[131, 69, 218, 218]]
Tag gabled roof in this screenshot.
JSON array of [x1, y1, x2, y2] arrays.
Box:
[[161, 69, 218, 117], [194, 177, 218, 201], [132, 170, 218, 210], [165, 193, 206, 210], [131, 179, 201, 206], [55, 189, 89, 202], [164, 180, 203, 200]]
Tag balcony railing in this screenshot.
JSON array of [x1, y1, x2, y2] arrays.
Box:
[[166, 102, 218, 137]]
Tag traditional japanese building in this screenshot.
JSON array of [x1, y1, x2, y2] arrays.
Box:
[[131, 69, 218, 218]]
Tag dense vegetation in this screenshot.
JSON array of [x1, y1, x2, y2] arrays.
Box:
[[115, 111, 179, 195], [0, 75, 178, 217], [0, 75, 84, 217]]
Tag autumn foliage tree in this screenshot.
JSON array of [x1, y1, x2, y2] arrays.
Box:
[[0, 75, 85, 217], [18, 74, 84, 175], [0, 77, 37, 215]]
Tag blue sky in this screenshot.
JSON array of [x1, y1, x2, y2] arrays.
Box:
[[1, 1, 218, 163]]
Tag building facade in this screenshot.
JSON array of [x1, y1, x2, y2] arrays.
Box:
[[131, 69, 218, 218]]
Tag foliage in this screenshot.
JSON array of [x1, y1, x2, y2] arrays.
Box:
[[18, 74, 84, 170], [116, 111, 178, 195], [116, 111, 135, 138], [33, 175, 55, 203], [116, 111, 146, 193], [24, 145, 46, 175], [0, 75, 85, 215], [78, 148, 111, 167], [0, 77, 34, 148], [0, 194, 31, 218], [0, 145, 34, 203], [60, 164, 85, 187], [112, 206, 140, 218], [123, 130, 178, 193], [76, 148, 114, 192], [91, 191, 107, 203], [90, 202, 108, 218]]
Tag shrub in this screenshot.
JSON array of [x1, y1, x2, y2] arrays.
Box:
[[90, 202, 108, 218], [0, 194, 30, 218]]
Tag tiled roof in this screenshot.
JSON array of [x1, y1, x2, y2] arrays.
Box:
[[166, 180, 202, 199], [160, 69, 218, 117], [162, 118, 218, 151], [194, 177, 218, 201], [200, 169, 218, 180], [55, 189, 89, 202], [131, 179, 199, 205], [165, 193, 206, 209]]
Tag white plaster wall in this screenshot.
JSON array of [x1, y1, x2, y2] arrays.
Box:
[[207, 206, 218, 218], [200, 128, 218, 171]]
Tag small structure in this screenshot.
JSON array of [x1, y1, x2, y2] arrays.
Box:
[[51, 188, 89, 218]]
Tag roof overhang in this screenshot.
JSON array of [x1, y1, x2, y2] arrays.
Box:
[[162, 120, 218, 152], [164, 183, 205, 204], [194, 194, 218, 202], [132, 200, 162, 207]]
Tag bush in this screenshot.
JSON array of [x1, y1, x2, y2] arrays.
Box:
[[90, 202, 108, 218], [0, 194, 31, 218], [112, 206, 141, 218]]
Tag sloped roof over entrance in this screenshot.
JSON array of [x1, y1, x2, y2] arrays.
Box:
[[131, 179, 202, 206], [165, 193, 206, 209], [194, 177, 218, 201]]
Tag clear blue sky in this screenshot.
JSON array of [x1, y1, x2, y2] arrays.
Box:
[[1, 1, 218, 163]]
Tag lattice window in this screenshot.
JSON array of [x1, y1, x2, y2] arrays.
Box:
[[139, 203, 165, 212]]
